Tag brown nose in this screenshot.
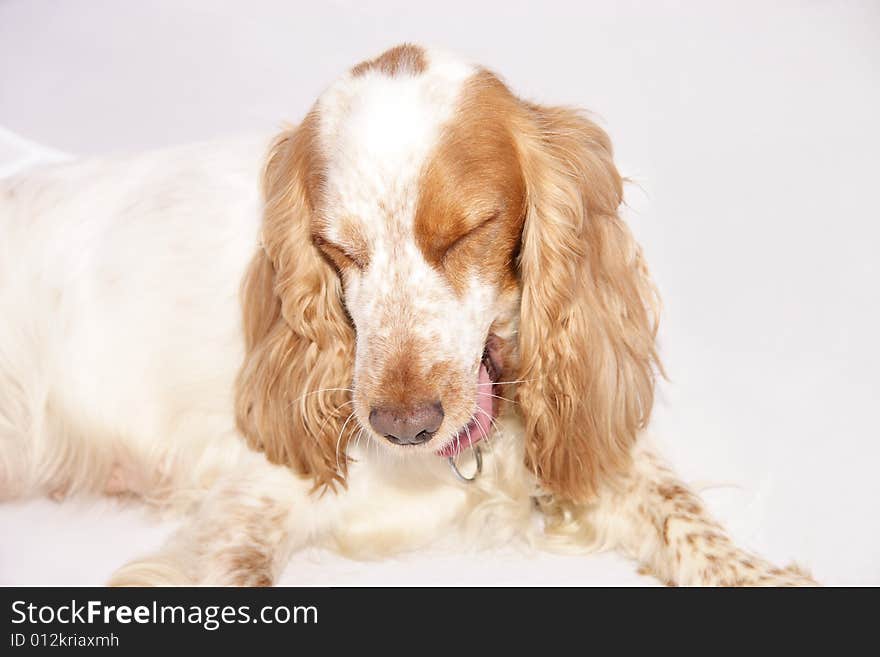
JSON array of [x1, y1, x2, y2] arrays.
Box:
[[369, 402, 444, 445]]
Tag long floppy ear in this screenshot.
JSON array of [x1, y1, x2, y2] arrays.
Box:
[[516, 105, 661, 502], [235, 120, 356, 490]]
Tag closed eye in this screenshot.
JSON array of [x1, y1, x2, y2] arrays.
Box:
[[314, 236, 367, 271], [441, 210, 501, 265]]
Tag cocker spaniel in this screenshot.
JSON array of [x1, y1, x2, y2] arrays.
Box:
[[0, 45, 814, 586]]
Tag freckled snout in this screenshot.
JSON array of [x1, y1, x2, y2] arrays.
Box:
[[369, 402, 444, 446]]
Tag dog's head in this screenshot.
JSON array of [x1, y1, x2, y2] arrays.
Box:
[[236, 45, 660, 502]]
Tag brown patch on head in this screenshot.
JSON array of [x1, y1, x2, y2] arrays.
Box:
[[351, 43, 427, 78], [414, 70, 527, 295]]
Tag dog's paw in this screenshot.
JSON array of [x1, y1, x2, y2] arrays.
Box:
[[108, 558, 194, 587], [743, 563, 818, 587], [711, 561, 818, 587]]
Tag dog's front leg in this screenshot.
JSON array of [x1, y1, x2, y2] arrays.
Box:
[[108, 455, 327, 586], [540, 442, 816, 586]]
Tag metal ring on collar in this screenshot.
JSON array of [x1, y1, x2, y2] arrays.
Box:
[[447, 446, 482, 483]]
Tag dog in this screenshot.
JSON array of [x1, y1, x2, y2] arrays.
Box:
[[0, 44, 814, 586]]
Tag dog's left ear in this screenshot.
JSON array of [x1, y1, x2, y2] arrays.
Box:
[[515, 104, 661, 503], [235, 118, 356, 491]]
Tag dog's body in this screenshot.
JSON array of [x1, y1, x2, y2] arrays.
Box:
[[0, 46, 814, 585]]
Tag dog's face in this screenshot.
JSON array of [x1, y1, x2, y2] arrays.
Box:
[[311, 51, 525, 457], [238, 44, 659, 502]]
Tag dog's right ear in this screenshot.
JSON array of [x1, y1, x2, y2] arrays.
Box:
[[235, 117, 356, 491]]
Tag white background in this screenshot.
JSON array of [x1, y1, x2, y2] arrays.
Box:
[[1, 0, 878, 585]]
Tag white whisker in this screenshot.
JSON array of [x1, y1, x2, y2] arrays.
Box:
[[489, 378, 535, 386], [481, 392, 517, 404], [334, 410, 358, 474], [288, 387, 354, 411], [474, 408, 500, 479], [475, 405, 504, 469], [313, 398, 354, 437]]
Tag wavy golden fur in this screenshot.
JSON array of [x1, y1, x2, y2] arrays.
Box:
[[515, 103, 662, 502], [235, 114, 357, 490]]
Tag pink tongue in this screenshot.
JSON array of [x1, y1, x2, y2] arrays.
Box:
[[437, 363, 494, 458]]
